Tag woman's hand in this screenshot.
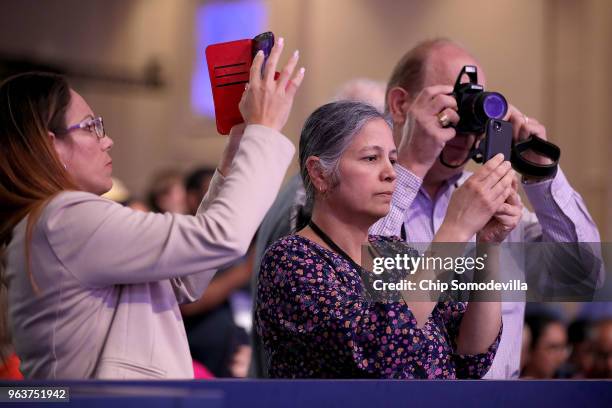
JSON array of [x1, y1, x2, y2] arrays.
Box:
[[437, 154, 515, 242], [239, 37, 305, 132], [477, 177, 523, 243]]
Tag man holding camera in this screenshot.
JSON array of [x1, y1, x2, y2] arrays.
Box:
[[371, 38, 601, 379]]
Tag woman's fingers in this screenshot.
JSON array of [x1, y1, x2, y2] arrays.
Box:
[[240, 36, 304, 131], [249, 51, 264, 88], [278, 49, 299, 91], [263, 37, 284, 83], [285, 67, 305, 98]]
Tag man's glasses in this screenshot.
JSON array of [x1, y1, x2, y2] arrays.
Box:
[[57, 116, 106, 141]]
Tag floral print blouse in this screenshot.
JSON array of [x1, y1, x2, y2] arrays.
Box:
[[255, 234, 501, 379]]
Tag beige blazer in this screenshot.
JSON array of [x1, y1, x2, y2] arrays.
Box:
[[6, 125, 294, 379]]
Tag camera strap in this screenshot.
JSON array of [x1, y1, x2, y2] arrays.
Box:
[[510, 135, 561, 179], [439, 137, 480, 169], [308, 221, 362, 272], [439, 133, 561, 179]]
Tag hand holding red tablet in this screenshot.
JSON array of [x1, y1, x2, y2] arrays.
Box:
[[206, 32, 304, 134]]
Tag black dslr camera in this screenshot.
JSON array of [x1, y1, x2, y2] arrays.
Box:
[[452, 65, 508, 135], [442, 65, 560, 179], [440, 65, 512, 167]]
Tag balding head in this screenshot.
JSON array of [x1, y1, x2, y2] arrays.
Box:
[[386, 38, 483, 113], [385, 39, 486, 184]]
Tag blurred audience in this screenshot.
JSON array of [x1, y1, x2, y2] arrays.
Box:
[[330, 78, 386, 113], [519, 305, 612, 379], [147, 169, 188, 214], [520, 324, 531, 374], [102, 177, 149, 211], [560, 319, 594, 378], [588, 319, 612, 378], [522, 314, 568, 378], [185, 167, 216, 215]]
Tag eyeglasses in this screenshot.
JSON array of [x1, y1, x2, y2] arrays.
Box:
[[57, 116, 106, 141]]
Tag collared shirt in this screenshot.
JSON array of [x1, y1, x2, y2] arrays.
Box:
[[370, 164, 601, 379]]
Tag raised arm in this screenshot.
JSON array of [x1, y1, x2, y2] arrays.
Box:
[[43, 39, 305, 290]]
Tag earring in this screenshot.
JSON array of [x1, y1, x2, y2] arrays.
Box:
[[63, 163, 67, 170]]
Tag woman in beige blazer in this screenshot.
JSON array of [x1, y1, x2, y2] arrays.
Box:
[[0, 40, 304, 379]]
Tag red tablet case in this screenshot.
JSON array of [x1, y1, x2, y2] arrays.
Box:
[[205, 39, 253, 135]]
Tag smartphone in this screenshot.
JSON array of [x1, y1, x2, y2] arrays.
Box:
[[480, 119, 513, 162], [252, 31, 275, 74], [205, 32, 275, 134]]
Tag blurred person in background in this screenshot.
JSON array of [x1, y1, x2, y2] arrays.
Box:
[[249, 78, 387, 377], [147, 169, 188, 214], [102, 177, 149, 212], [330, 78, 386, 113], [0, 38, 304, 378], [520, 324, 531, 374], [559, 319, 594, 378], [185, 167, 216, 216], [588, 319, 612, 378], [522, 314, 568, 378]]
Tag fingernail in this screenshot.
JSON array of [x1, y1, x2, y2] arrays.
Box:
[[278, 37, 284, 45], [293, 49, 299, 58], [299, 67, 305, 75], [256, 50, 263, 57]]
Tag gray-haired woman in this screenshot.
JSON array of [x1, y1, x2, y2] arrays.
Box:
[[255, 100, 517, 379]]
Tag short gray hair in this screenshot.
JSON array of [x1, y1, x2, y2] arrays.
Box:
[[299, 100, 391, 212]]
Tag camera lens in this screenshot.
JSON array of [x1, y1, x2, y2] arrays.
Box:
[[494, 121, 502, 131], [482, 93, 507, 119]]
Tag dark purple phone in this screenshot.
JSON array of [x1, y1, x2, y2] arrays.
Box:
[[481, 119, 513, 162], [252, 31, 275, 75]]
